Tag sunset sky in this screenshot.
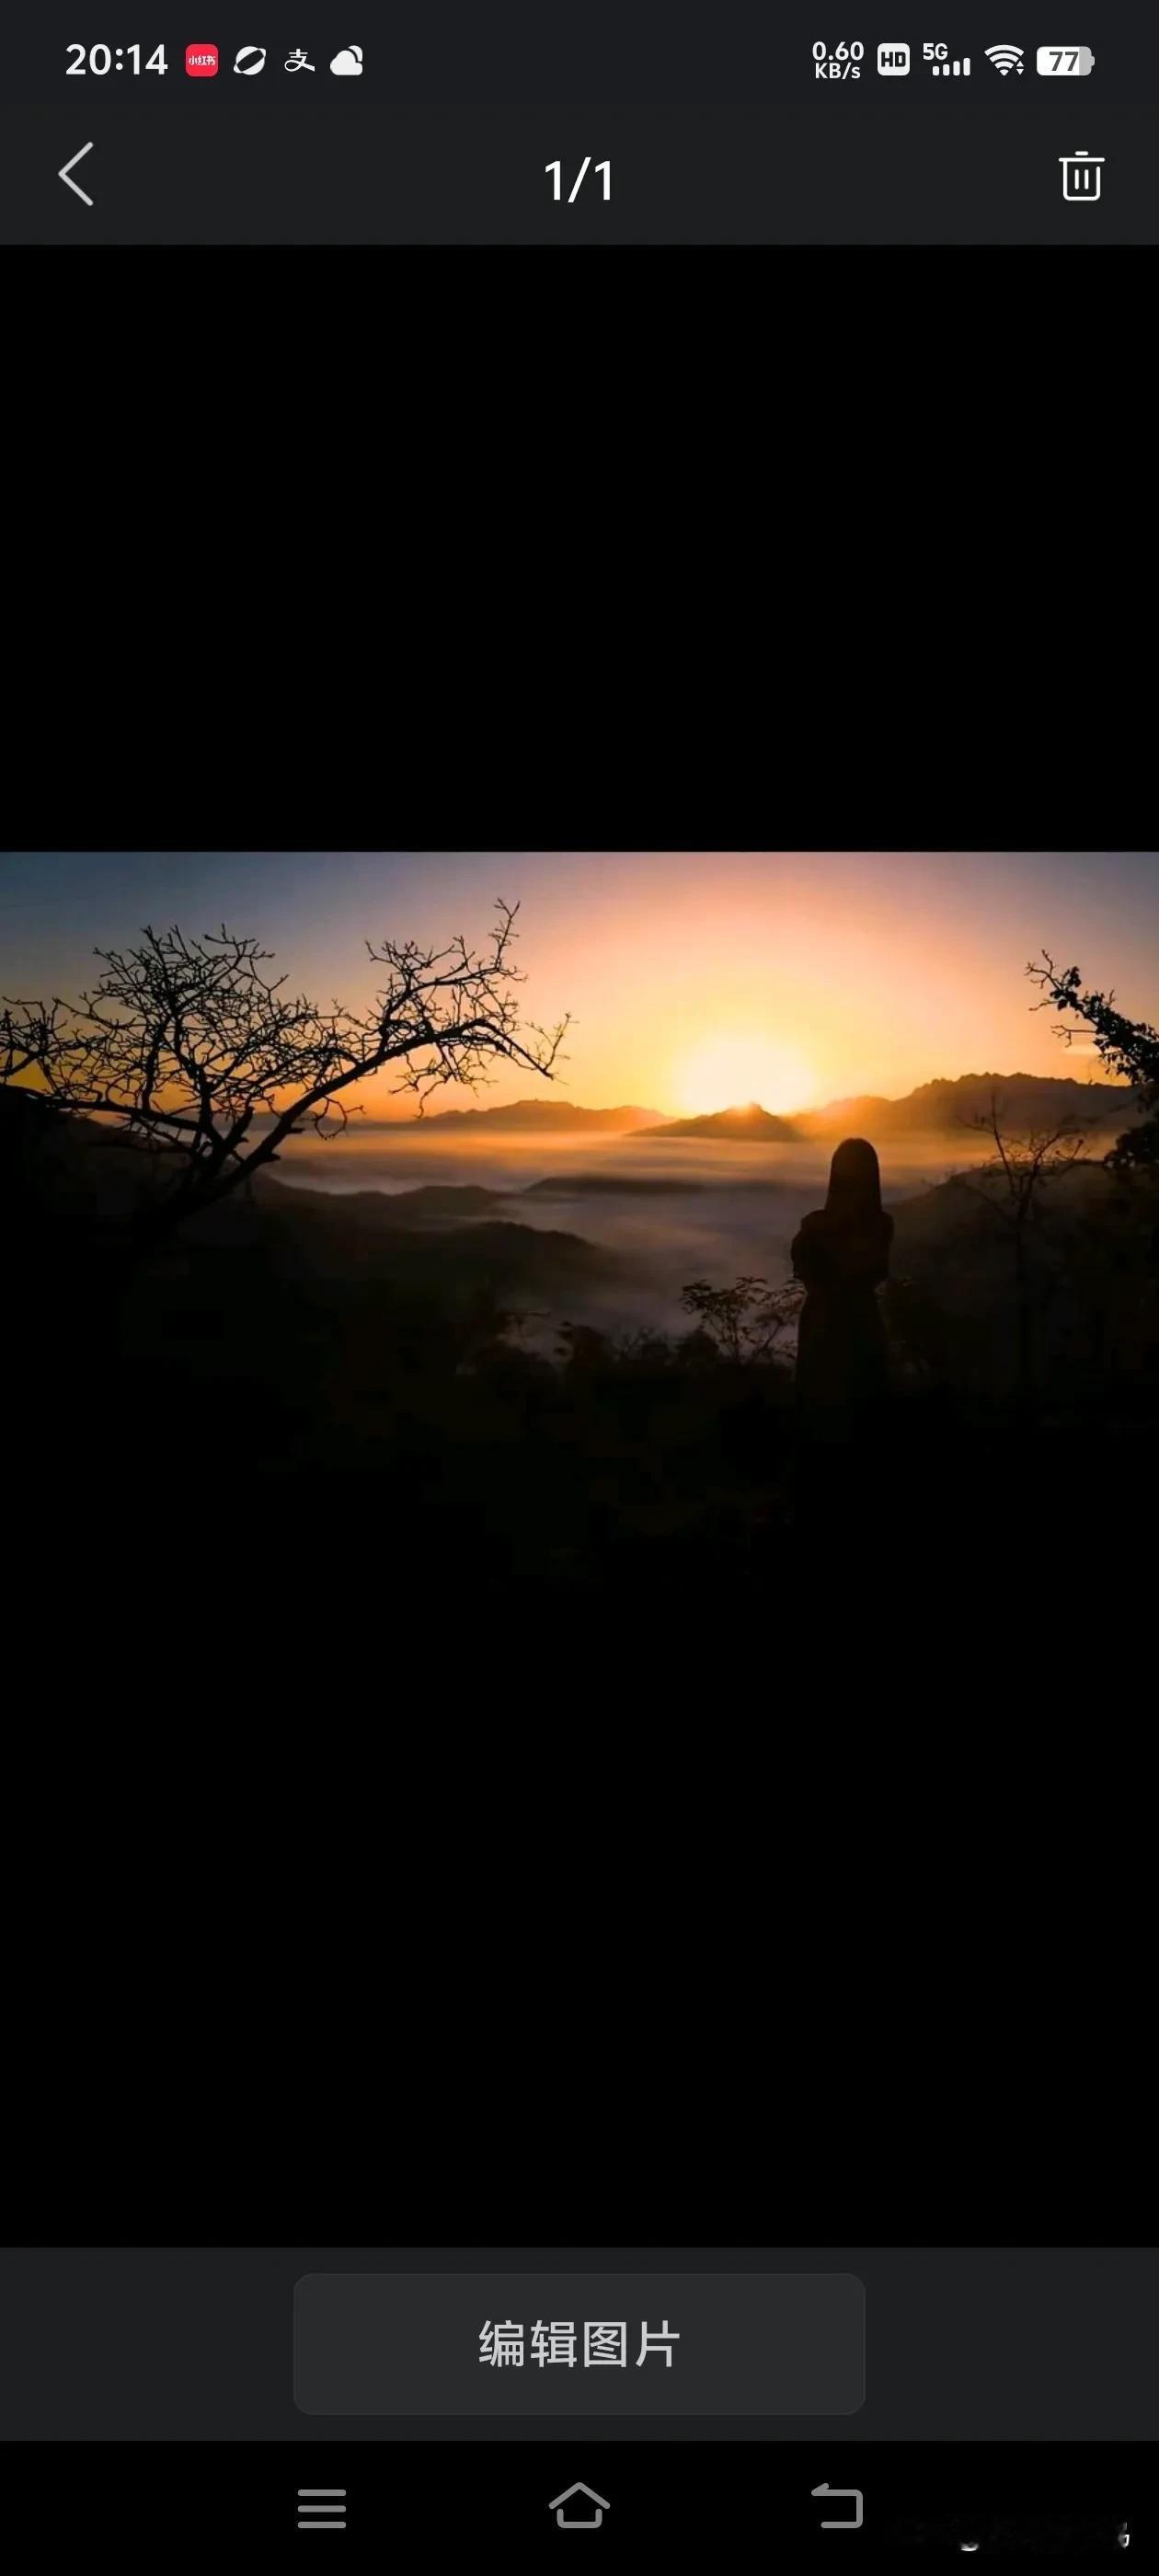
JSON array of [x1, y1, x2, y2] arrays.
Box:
[[3, 852, 1156, 1117]]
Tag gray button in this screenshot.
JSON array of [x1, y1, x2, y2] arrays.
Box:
[[812, 2482, 865, 2528], [296, 2489, 347, 2532], [293, 2272, 865, 2416], [549, 2484, 609, 2528]]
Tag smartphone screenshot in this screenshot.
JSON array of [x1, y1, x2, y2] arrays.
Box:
[[3, 847, 1153, 2556], [2, 16, 1156, 237]]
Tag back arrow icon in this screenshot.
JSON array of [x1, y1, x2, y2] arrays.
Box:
[[59, 143, 95, 205], [811, 2484, 864, 2530]]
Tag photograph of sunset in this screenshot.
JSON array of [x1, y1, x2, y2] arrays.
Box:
[[5, 850, 1157, 1604]]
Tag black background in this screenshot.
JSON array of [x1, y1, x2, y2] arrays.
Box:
[[5, 2439, 1149, 2557]]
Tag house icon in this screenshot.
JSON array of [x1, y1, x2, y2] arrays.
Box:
[[547, 2482, 611, 2530]]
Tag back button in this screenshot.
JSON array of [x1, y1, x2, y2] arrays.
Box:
[[59, 143, 95, 204]]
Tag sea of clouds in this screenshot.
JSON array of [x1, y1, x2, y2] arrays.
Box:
[[271, 1128, 981, 1341]]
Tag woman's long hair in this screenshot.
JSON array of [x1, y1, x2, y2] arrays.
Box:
[[823, 1136, 883, 1222]]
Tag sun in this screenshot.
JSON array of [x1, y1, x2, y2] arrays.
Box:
[[674, 1034, 816, 1117]]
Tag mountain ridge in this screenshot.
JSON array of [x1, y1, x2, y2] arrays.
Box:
[[388, 1098, 666, 1133], [637, 1102, 801, 1142], [792, 1072, 1140, 1139], [634, 1073, 1140, 1145]]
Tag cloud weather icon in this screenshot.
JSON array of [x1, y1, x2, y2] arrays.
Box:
[[329, 46, 363, 75]]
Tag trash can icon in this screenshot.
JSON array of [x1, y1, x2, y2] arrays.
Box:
[[1059, 149, 1104, 200]]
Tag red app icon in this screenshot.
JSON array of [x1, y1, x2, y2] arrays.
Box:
[[185, 41, 219, 75]]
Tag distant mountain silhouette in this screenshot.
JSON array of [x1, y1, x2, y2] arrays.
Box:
[[640, 1102, 802, 1142], [255, 1179, 615, 1295], [522, 1173, 709, 1195], [0, 1095, 619, 1302], [885, 1154, 1142, 1396], [792, 1073, 1139, 1140], [392, 1098, 665, 1133], [272, 1182, 504, 1224]]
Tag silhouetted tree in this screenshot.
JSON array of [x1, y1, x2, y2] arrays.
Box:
[[680, 1274, 803, 1366], [959, 1090, 1088, 1404], [1027, 951, 1159, 1171], [1, 1013, 43, 1082], [2, 901, 568, 1246]]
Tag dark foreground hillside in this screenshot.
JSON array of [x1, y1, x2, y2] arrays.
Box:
[[6, 1091, 1158, 1626]]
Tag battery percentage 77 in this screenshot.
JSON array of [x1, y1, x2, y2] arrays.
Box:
[[1036, 46, 1095, 74]]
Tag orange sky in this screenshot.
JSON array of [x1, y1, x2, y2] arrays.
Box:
[[345, 853, 1150, 1117], [5, 851, 1153, 1118]]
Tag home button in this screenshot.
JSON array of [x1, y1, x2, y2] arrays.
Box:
[[549, 2482, 610, 2530]]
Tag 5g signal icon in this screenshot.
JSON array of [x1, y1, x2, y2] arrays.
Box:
[[986, 44, 1025, 73]]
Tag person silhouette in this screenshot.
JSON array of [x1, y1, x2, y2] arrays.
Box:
[[791, 1138, 892, 1427]]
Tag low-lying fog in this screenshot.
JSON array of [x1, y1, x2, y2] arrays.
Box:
[[271, 1126, 986, 1341]]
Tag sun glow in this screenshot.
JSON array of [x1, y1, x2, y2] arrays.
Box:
[[674, 1034, 817, 1117]]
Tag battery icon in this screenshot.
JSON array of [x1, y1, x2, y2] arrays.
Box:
[[1037, 46, 1095, 74]]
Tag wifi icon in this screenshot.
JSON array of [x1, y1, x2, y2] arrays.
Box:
[[986, 44, 1025, 73]]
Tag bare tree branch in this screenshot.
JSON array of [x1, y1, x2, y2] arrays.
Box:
[[953, 1088, 1090, 1408], [1026, 951, 1159, 1171], [2, 901, 569, 1240], [956, 1088, 1089, 1231], [680, 1274, 804, 1366]]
